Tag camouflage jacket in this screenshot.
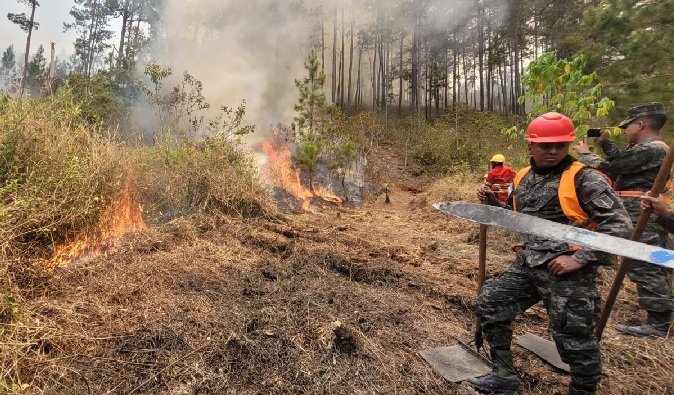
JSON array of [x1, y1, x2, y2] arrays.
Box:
[[578, 137, 670, 243], [578, 137, 667, 191], [502, 158, 632, 268], [656, 213, 674, 234]]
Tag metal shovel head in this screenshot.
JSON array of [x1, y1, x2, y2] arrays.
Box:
[[516, 333, 570, 372], [419, 344, 492, 382]]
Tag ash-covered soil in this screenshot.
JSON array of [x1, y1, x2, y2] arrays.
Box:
[[18, 146, 674, 395]]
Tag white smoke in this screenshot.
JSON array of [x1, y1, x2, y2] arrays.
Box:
[[143, 0, 511, 141]]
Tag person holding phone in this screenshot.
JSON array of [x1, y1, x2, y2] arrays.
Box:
[[574, 102, 672, 338]]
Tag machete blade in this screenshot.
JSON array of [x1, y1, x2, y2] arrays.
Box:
[[433, 201, 674, 269]]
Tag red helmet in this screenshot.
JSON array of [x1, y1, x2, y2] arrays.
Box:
[[525, 112, 576, 143]]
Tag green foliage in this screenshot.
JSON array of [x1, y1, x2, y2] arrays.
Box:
[[0, 92, 273, 392], [7, 0, 40, 34], [64, 0, 115, 75], [141, 60, 255, 140], [583, 0, 674, 132], [294, 49, 329, 136], [0, 91, 123, 260], [1, 45, 16, 71], [139, 131, 273, 222], [503, 52, 616, 140], [414, 109, 521, 175], [296, 129, 324, 189], [331, 137, 358, 197], [207, 101, 257, 140], [66, 72, 128, 127]]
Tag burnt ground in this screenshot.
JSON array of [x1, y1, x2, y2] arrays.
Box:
[[14, 144, 674, 395]]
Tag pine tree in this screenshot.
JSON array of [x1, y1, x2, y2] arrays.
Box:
[[294, 49, 329, 191], [1, 45, 17, 84], [26, 44, 47, 93], [294, 49, 327, 135], [583, 0, 674, 124], [7, 0, 40, 98], [64, 0, 117, 77]]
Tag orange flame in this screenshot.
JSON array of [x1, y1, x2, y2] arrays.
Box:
[[261, 140, 342, 211], [47, 186, 146, 269]]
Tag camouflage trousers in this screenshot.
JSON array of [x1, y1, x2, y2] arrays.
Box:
[[624, 199, 674, 313], [475, 262, 602, 388]]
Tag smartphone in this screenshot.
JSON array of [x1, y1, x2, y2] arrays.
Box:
[[587, 128, 602, 138]]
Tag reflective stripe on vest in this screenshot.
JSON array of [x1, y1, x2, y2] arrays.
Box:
[[513, 161, 591, 226]]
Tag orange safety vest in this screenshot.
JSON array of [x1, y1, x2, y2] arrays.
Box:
[[614, 140, 672, 204], [513, 161, 602, 229]]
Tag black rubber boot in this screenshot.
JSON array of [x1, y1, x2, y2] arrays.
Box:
[[616, 311, 671, 338], [467, 349, 521, 394], [568, 383, 597, 395]]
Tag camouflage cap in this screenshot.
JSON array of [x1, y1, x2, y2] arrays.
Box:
[[618, 102, 667, 128]]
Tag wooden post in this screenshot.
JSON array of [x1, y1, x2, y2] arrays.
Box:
[[47, 42, 55, 95]]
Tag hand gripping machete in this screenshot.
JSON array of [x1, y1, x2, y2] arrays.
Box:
[[433, 201, 674, 269]]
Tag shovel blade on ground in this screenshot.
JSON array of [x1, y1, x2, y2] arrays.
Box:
[[419, 345, 492, 382], [516, 333, 570, 372]]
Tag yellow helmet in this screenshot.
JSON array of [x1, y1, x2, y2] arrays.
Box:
[[490, 154, 505, 163]]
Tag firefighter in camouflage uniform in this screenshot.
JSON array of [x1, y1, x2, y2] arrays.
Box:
[[575, 102, 673, 338], [470, 112, 632, 395]]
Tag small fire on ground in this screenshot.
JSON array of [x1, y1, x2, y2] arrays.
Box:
[[261, 140, 342, 212], [47, 186, 146, 269]]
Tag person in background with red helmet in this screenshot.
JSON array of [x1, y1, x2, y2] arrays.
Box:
[[471, 112, 631, 395], [483, 154, 516, 204]]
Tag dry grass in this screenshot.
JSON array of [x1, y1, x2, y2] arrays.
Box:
[[0, 94, 276, 394], [1, 99, 672, 394]]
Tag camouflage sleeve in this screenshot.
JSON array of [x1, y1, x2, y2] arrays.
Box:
[[576, 140, 622, 169], [571, 168, 633, 266], [655, 212, 674, 234], [599, 139, 622, 157], [579, 142, 665, 175], [577, 152, 603, 168]]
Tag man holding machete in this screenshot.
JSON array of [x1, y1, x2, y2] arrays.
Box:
[[470, 112, 631, 395], [575, 102, 673, 338]]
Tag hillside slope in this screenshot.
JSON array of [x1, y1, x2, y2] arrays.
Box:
[[17, 144, 673, 395]]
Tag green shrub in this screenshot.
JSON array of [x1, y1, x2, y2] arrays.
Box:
[[412, 109, 525, 175], [138, 133, 274, 222]]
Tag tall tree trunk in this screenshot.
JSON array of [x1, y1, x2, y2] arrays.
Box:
[[477, 0, 485, 111], [339, 7, 345, 109], [486, 15, 493, 111], [461, 46, 470, 107], [321, 18, 325, 77], [372, 38, 377, 108], [117, 0, 130, 68], [411, 17, 419, 114], [512, 5, 522, 116], [444, 46, 448, 109], [356, 45, 362, 110], [347, 9, 354, 106], [85, 0, 100, 77], [398, 33, 403, 115], [19, 0, 38, 99], [47, 42, 55, 95], [332, 8, 337, 103], [452, 41, 457, 107]]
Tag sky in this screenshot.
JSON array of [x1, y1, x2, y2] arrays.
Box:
[[2, 1, 83, 60], [2, 1, 124, 61]]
